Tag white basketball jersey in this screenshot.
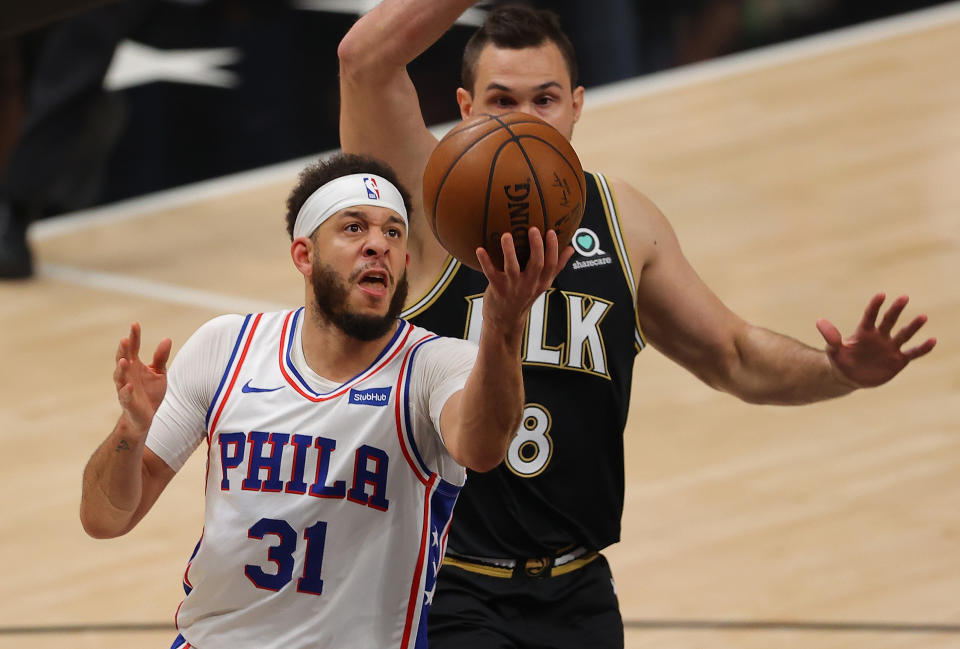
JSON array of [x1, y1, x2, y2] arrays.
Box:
[[170, 309, 464, 649]]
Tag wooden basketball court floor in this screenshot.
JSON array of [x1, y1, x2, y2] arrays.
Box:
[[1, 4, 958, 648]]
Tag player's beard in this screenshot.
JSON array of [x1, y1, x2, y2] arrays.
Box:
[[310, 258, 408, 342]]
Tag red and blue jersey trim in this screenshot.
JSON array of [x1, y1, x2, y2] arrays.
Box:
[[393, 333, 443, 484], [401, 475, 460, 649], [278, 308, 414, 401], [205, 313, 263, 442]]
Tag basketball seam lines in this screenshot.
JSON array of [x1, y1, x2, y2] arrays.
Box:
[[495, 116, 548, 241], [430, 113, 585, 266], [431, 114, 549, 261]]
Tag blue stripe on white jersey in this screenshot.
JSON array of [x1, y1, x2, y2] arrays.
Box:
[[399, 336, 441, 480], [204, 313, 252, 428], [282, 307, 409, 397], [181, 536, 203, 596], [411, 479, 459, 648], [401, 474, 460, 648]]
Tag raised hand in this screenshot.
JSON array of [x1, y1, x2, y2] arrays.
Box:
[[476, 228, 574, 333], [114, 323, 172, 432], [816, 293, 936, 388]]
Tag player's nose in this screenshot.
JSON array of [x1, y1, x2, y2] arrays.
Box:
[[362, 229, 391, 256]]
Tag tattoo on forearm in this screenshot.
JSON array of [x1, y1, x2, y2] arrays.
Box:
[[116, 440, 132, 452]]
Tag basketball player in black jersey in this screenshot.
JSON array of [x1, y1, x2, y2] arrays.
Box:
[[338, 4, 937, 647]]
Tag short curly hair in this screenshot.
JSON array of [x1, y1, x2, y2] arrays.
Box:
[[284, 153, 413, 240]]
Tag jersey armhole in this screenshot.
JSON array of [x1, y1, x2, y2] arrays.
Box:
[[395, 335, 468, 486], [592, 172, 647, 351]]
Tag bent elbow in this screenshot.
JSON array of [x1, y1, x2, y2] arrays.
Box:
[[465, 453, 506, 474], [79, 506, 127, 540], [337, 31, 374, 75], [336, 34, 357, 68], [463, 435, 512, 473], [80, 519, 120, 540]]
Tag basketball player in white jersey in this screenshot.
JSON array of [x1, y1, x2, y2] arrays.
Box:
[[80, 152, 574, 649]]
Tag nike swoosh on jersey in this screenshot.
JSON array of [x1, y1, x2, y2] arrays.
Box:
[[241, 380, 284, 394]]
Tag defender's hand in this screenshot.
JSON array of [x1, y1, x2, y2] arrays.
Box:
[[816, 293, 936, 388]]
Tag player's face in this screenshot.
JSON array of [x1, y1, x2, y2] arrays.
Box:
[[309, 206, 410, 340], [458, 41, 584, 141]]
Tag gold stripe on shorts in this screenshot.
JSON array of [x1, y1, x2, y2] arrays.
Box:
[[442, 555, 514, 578]]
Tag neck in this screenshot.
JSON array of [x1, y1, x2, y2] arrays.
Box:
[[300, 308, 398, 382]]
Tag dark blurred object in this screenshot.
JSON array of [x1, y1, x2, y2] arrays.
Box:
[[2, 0, 953, 280], [0, 0, 152, 279], [0, 202, 31, 278], [642, 0, 951, 70], [0, 0, 123, 38], [529, 0, 643, 86]]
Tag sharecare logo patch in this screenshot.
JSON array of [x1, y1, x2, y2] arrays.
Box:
[[349, 386, 392, 406]]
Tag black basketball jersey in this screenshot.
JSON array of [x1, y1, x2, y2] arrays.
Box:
[[403, 172, 644, 557]]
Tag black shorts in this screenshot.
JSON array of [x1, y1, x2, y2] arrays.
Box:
[[428, 552, 623, 649]]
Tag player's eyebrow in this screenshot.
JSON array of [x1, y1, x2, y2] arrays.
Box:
[[484, 81, 564, 92], [339, 209, 406, 229], [385, 214, 406, 229]]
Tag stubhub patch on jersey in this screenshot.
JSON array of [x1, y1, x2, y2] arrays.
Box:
[[349, 386, 392, 406]]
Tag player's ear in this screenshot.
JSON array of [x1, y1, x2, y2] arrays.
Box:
[[456, 87, 473, 119], [571, 85, 585, 124], [291, 237, 313, 277]]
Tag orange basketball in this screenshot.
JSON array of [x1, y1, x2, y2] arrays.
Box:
[[422, 112, 585, 272]]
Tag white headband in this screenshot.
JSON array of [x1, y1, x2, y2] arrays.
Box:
[[293, 173, 408, 239]]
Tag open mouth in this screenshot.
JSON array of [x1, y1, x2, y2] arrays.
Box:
[[359, 270, 388, 286], [357, 268, 390, 294]]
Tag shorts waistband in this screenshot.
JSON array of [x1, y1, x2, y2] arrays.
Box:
[[442, 546, 599, 578]]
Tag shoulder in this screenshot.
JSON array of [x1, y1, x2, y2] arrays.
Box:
[[404, 325, 477, 367], [596, 174, 679, 277], [175, 312, 273, 366], [187, 313, 255, 346], [197, 312, 250, 334], [406, 323, 478, 352], [602, 175, 671, 231]]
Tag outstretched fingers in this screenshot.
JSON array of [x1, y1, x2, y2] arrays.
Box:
[[539, 229, 573, 288], [892, 311, 936, 355], [877, 295, 909, 335], [501, 232, 521, 278], [115, 326, 136, 391], [858, 293, 885, 331], [152, 338, 173, 373], [525, 227, 546, 279], [902, 337, 937, 360], [475, 245, 494, 277], [892, 313, 927, 346], [128, 322, 142, 361], [555, 241, 574, 280], [478, 228, 571, 302], [113, 356, 128, 391]]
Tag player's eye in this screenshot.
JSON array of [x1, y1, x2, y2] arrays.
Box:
[[535, 95, 555, 106], [493, 96, 516, 107], [386, 227, 402, 238], [345, 223, 362, 233]]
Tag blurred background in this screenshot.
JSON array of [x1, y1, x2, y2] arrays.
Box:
[[0, 0, 952, 278]]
